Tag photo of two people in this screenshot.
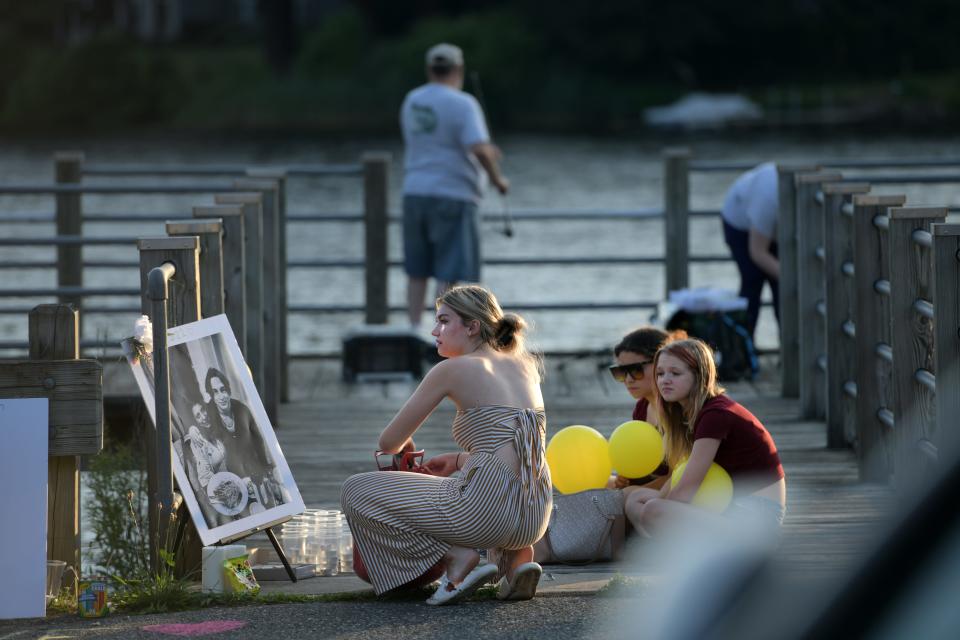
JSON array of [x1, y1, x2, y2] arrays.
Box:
[[123, 315, 304, 546]]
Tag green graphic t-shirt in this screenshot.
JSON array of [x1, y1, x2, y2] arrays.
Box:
[[400, 82, 490, 202]]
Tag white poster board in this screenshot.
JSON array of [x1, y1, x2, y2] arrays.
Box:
[[0, 398, 48, 619], [123, 315, 304, 546]]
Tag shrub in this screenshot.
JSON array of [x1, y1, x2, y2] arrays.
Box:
[[84, 443, 148, 579], [2, 33, 185, 130]]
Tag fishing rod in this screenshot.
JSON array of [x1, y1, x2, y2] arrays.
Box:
[[470, 70, 514, 239]]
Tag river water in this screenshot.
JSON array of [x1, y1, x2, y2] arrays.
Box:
[[2, 132, 960, 356]]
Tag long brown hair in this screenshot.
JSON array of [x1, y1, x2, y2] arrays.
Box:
[[654, 339, 725, 467]]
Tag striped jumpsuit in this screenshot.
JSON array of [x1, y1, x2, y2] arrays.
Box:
[[341, 406, 552, 595]]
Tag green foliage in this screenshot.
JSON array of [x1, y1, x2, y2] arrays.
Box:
[[83, 444, 210, 614], [383, 9, 545, 126], [110, 563, 197, 614], [3, 3, 960, 132], [1, 32, 186, 130], [108, 581, 485, 615], [297, 5, 368, 75], [0, 0, 66, 42], [45, 585, 80, 616], [110, 587, 384, 615], [0, 35, 31, 107], [293, 7, 550, 131], [513, 0, 960, 87], [85, 444, 149, 579], [91, 481, 201, 613], [165, 47, 273, 129]]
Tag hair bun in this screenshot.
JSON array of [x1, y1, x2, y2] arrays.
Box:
[[495, 313, 525, 348]]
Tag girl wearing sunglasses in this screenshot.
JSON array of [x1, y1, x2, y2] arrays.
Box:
[[606, 326, 685, 491], [625, 338, 785, 535]]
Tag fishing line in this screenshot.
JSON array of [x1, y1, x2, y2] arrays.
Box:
[[470, 70, 513, 239]]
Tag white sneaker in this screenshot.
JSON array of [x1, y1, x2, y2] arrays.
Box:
[[425, 564, 497, 606]]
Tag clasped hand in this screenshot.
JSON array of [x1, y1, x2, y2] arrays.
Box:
[[423, 452, 461, 477]]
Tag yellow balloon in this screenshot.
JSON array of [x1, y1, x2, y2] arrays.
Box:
[[608, 420, 664, 479], [670, 460, 733, 512], [546, 425, 611, 494]]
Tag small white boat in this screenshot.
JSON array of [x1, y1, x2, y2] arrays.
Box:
[[644, 92, 764, 130]]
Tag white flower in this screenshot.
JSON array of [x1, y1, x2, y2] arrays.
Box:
[[134, 315, 153, 354]]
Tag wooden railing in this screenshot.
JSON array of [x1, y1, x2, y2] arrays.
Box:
[[0, 150, 744, 362], [664, 150, 960, 487], [663, 151, 960, 396], [781, 170, 960, 486]]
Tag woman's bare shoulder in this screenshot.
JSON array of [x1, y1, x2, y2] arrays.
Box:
[[429, 352, 531, 379], [422, 355, 485, 381]]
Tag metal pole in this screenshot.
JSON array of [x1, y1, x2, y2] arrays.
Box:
[[147, 261, 176, 573]]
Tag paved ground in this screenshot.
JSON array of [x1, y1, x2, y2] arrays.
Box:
[[255, 562, 627, 598], [0, 595, 629, 640]]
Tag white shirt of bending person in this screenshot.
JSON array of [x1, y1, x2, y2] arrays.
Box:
[[721, 162, 778, 239]]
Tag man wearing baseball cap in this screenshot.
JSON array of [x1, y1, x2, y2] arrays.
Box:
[[400, 42, 510, 329]]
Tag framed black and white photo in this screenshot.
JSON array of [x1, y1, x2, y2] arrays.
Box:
[[123, 315, 304, 546]]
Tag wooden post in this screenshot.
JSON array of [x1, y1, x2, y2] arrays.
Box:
[[776, 163, 819, 398], [663, 148, 690, 297], [247, 169, 290, 403], [887, 206, 945, 491], [363, 152, 390, 325], [138, 237, 201, 319], [931, 224, 960, 458], [852, 195, 905, 482], [215, 193, 264, 399], [1, 350, 102, 589], [795, 171, 842, 419], [28, 304, 80, 574], [192, 205, 247, 351], [0, 357, 102, 460], [232, 180, 280, 426], [822, 183, 869, 449], [166, 218, 224, 319], [54, 152, 84, 326], [137, 236, 201, 572]]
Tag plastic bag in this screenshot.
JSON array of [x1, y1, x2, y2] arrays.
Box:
[[223, 554, 260, 594]]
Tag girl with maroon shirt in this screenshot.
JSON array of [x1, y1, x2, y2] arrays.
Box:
[[624, 338, 786, 534], [606, 326, 685, 491]]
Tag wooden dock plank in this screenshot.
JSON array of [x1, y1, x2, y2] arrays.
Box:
[[271, 359, 893, 577]]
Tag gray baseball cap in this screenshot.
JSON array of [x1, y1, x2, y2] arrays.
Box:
[[426, 43, 464, 67]]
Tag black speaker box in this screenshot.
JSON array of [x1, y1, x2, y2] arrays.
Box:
[[342, 326, 426, 382]]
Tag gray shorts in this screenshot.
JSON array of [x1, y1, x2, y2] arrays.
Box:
[[403, 194, 481, 282]]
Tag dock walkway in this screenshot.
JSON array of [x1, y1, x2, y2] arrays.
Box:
[[251, 355, 894, 596]]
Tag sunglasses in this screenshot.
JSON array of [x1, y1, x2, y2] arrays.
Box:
[[609, 360, 653, 382]]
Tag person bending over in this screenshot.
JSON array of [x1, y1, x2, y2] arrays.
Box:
[[721, 162, 780, 340]]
